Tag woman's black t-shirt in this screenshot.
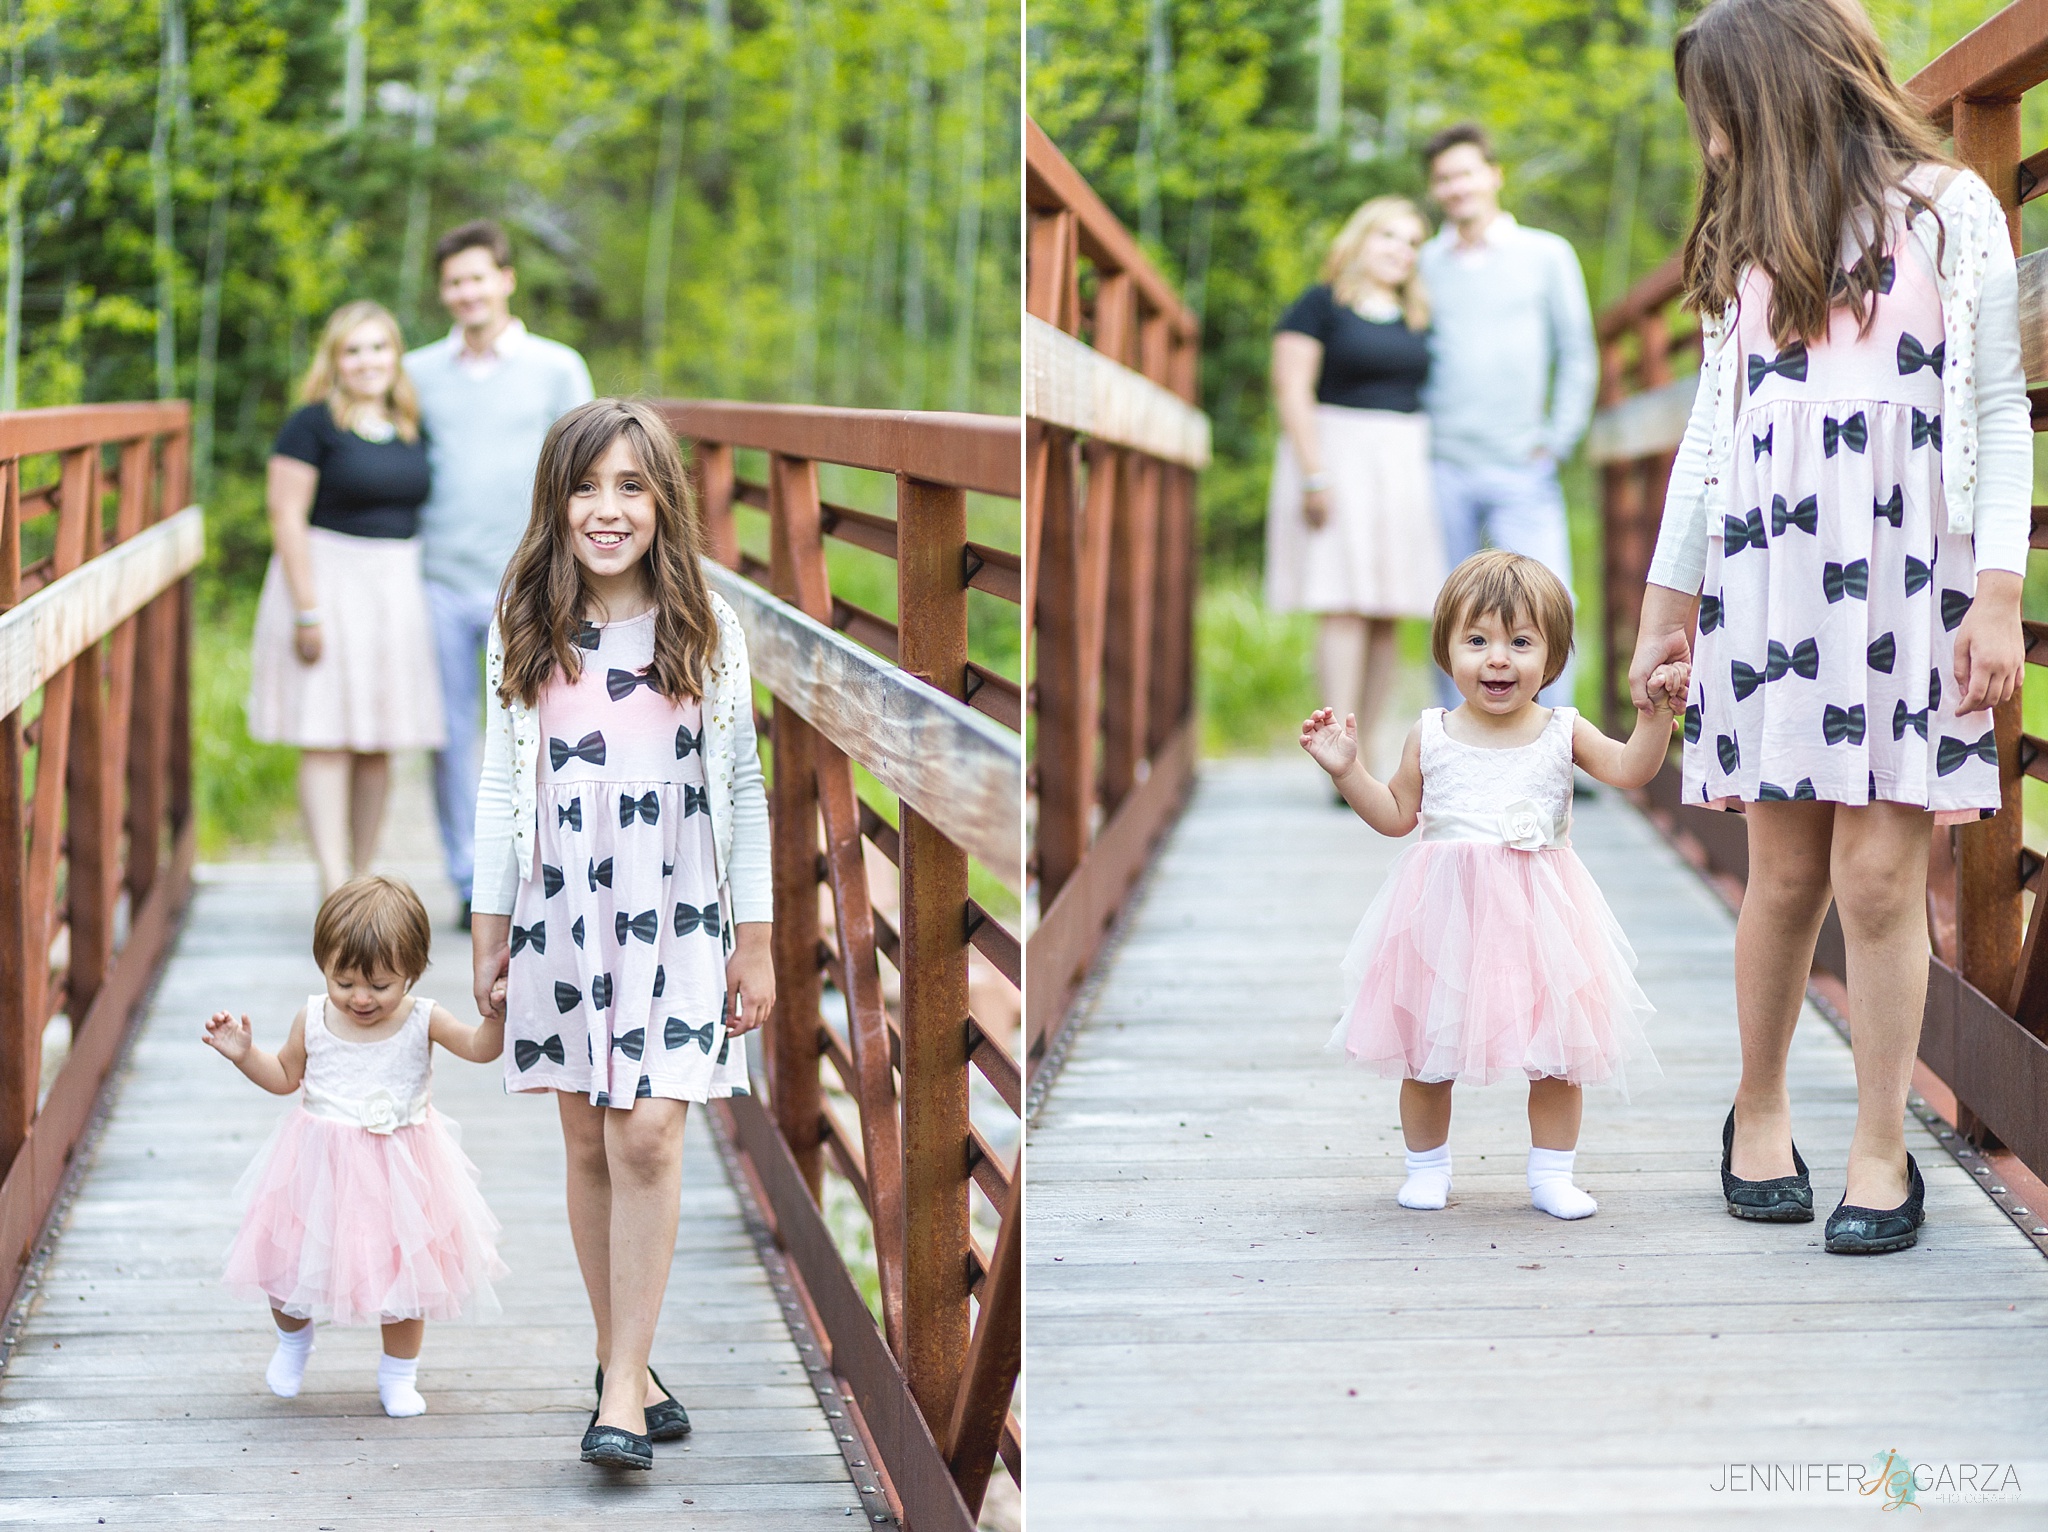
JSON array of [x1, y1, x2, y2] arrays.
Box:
[[1275, 285, 1431, 413], [272, 403, 432, 540]]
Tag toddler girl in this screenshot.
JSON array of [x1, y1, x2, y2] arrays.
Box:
[[206, 875, 507, 1416], [469, 398, 773, 1469], [1303, 550, 1680, 1218]]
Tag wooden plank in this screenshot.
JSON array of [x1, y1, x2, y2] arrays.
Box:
[[657, 400, 1019, 499], [1023, 317, 1212, 470], [1025, 760, 2048, 1528], [1908, 0, 2048, 132], [1, 846, 862, 1529], [0, 507, 202, 719], [1585, 374, 1698, 464], [702, 562, 1021, 892], [0, 401, 188, 461]]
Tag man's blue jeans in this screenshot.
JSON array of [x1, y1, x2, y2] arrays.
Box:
[[1432, 458, 1578, 710], [425, 580, 497, 903]]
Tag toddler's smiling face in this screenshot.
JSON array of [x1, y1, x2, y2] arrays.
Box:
[[1449, 606, 1548, 716], [325, 964, 410, 1031]]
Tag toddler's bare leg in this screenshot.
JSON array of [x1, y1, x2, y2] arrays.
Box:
[[1396, 1080, 1455, 1209]]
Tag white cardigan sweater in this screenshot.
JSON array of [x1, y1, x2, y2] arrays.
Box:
[[1647, 166, 2032, 593], [471, 590, 773, 924]]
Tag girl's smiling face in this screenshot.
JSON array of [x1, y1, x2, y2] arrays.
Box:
[[325, 963, 409, 1029], [1449, 605, 1549, 716], [567, 436, 657, 592]]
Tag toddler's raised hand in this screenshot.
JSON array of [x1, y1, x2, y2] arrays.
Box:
[[204, 1010, 253, 1062], [1299, 707, 1359, 778], [1646, 660, 1691, 714]]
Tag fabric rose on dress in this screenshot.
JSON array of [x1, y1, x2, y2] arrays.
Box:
[[1499, 799, 1550, 851], [358, 1088, 401, 1136]]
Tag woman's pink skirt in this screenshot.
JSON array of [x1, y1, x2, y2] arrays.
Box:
[[223, 1106, 507, 1325], [1331, 841, 1659, 1098]]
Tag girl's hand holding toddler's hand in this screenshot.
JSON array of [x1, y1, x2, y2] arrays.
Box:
[[204, 1010, 253, 1061], [1299, 707, 1359, 778], [1645, 661, 1691, 714]]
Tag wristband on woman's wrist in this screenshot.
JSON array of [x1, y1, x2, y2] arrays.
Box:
[[294, 608, 322, 627]]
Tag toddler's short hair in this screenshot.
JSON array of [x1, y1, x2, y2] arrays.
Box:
[[1430, 550, 1576, 687], [313, 876, 433, 984]]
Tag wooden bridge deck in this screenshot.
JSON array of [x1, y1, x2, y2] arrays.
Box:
[[1027, 757, 2048, 1529], [0, 850, 861, 1528]]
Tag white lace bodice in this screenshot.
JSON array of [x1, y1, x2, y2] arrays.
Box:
[[301, 993, 434, 1134], [1416, 707, 1576, 849]]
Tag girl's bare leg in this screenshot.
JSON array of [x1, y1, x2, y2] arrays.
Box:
[[1527, 1076, 1583, 1150], [380, 1317, 423, 1360], [1730, 801, 1837, 1180], [1398, 1078, 1454, 1150], [593, 1099, 687, 1433], [1829, 802, 1932, 1209]]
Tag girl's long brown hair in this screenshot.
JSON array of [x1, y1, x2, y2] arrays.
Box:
[[1675, 0, 1953, 347], [496, 399, 720, 708]]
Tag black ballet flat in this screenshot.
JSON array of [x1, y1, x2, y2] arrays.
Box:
[[580, 1421, 653, 1469], [1825, 1154, 1926, 1255], [596, 1363, 691, 1443], [1720, 1107, 1814, 1222]]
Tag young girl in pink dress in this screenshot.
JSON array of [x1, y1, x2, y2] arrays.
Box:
[[205, 876, 507, 1417], [1302, 551, 1682, 1218]]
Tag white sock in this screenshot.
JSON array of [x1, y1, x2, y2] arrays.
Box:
[[1528, 1146, 1597, 1220], [378, 1353, 426, 1417], [1397, 1144, 1452, 1210], [266, 1322, 313, 1398]]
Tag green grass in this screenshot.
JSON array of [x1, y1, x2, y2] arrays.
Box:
[[190, 594, 300, 856]]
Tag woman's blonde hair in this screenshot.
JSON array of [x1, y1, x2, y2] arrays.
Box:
[[1430, 550, 1576, 688], [1322, 196, 1431, 330], [298, 300, 422, 443], [313, 875, 433, 983], [495, 399, 720, 709]]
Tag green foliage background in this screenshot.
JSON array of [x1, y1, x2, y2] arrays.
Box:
[[4, 0, 1019, 846], [1027, 0, 2028, 748]]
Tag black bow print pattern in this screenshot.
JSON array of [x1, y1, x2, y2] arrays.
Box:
[[571, 916, 585, 949], [554, 981, 582, 1014], [652, 963, 666, 997], [674, 902, 721, 937], [573, 620, 601, 651], [636, 1075, 654, 1100], [1940, 589, 1973, 632], [1897, 332, 1945, 376], [1904, 556, 1933, 596], [588, 857, 613, 891], [1699, 594, 1724, 633], [1717, 734, 1740, 773], [666, 1015, 717, 1053], [515, 1034, 566, 1071], [1747, 342, 1808, 394], [1757, 778, 1817, 801], [1822, 560, 1869, 603], [557, 799, 583, 831], [661, 860, 674, 877], [1894, 700, 1931, 740], [1822, 704, 1866, 746], [542, 863, 565, 897], [684, 784, 709, 817], [1867, 632, 1896, 673], [550, 731, 607, 770], [1723, 508, 1768, 555], [1684, 703, 1702, 744], [1937, 731, 1999, 776], [619, 790, 660, 826], [1752, 426, 1772, 459], [1873, 255, 1897, 294], [613, 1028, 646, 1062], [1772, 494, 1819, 538], [1822, 413, 1867, 457], [1873, 487, 1903, 528], [607, 668, 657, 701], [676, 724, 703, 759], [1732, 639, 1820, 700], [591, 974, 614, 1010], [616, 908, 659, 945], [1912, 409, 1941, 449], [1929, 668, 1942, 712], [511, 921, 546, 956]]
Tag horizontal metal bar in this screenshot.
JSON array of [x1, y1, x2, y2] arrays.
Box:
[[967, 1019, 1021, 1115], [706, 562, 1022, 891], [965, 902, 1019, 988], [0, 507, 202, 717], [1907, 0, 2048, 131], [1024, 316, 1211, 469], [965, 542, 1021, 604], [659, 399, 1019, 499], [0, 401, 190, 460]]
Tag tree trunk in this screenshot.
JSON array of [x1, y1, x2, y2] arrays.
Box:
[[949, 0, 989, 409], [902, 41, 931, 409], [1315, 0, 1343, 141], [151, 0, 187, 400], [194, 161, 231, 498], [642, 85, 685, 393]]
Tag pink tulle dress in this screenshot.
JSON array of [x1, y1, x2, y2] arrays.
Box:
[[223, 995, 508, 1325], [1330, 707, 1659, 1097]]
